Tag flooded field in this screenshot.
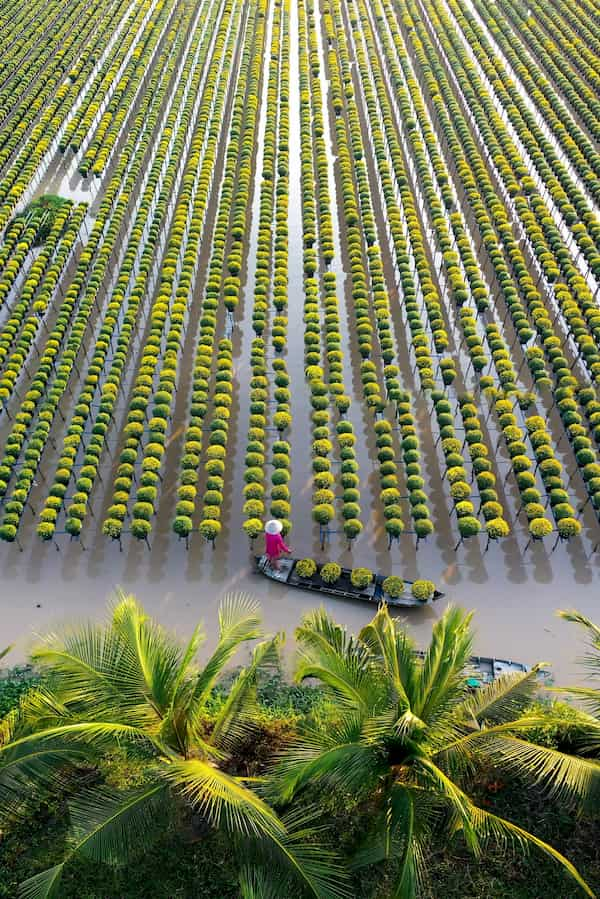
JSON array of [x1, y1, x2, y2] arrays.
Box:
[[1, 0, 599, 685]]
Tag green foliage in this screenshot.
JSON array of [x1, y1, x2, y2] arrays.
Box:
[[411, 579, 435, 601], [296, 558, 317, 579], [350, 568, 372, 589], [272, 606, 597, 898], [0, 593, 344, 899], [382, 576, 404, 598], [320, 563, 341, 584]]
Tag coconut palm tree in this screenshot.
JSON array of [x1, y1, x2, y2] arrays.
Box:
[[270, 604, 600, 898], [0, 592, 346, 899]]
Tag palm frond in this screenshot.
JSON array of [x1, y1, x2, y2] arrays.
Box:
[[270, 732, 386, 803], [189, 593, 263, 712], [239, 866, 283, 899], [0, 685, 70, 748], [557, 609, 600, 644], [295, 608, 382, 712], [0, 748, 85, 825], [238, 806, 351, 899], [1, 720, 161, 762], [351, 785, 430, 899], [17, 783, 170, 899], [165, 758, 284, 839], [358, 605, 416, 708], [556, 609, 600, 709], [31, 620, 154, 727], [547, 685, 600, 718], [0, 720, 163, 822], [390, 789, 426, 899], [412, 757, 481, 855], [31, 623, 129, 702], [393, 709, 427, 740], [469, 732, 600, 811], [210, 634, 282, 753], [433, 715, 555, 782], [413, 606, 474, 725], [470, 805, 593, 896], [67, 781, 170, 865], [18, 863, 65, 899], [169, 622, 205, 709], [110, 592, 185, 717], [456, 666, 544, 726]]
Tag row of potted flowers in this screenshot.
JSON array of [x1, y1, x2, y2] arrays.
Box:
[[520, 0, 600, 101], [491, 395, 554, 540], [522, 413, 582, 540], [0, 0, 100, 140], [401, 0, 591, 395], [495, 0, 600, 147], [243, 0, 290, 543], [102, 0, 240, 544], [358, 0, 507, 391], [457, 393, 510, 542], [347, 0, 444, 390], [473, 0, 600, 198], [302, 0, 363, 541], [167, 0, 260, 546], [327, 0, 407, 538], [369, 0, 528, 397], [32, 7, 205, 544], [300, 0, 346, 538], [2, 76, 177, 545], [399, 0, 553, 387], [448, 0, 600, 263], [293, 556, 436, 601], [0, 0, 65, 91], [0, 202, 86, 409], [78, 0, 177, 178], [346, 25, 453, 381], [421, 0, 600, 379], [60, 0, 156, 154], [196, 0, 268, 542], [133, 1, 242, 546], [431, 389, 481, 541], [0, 0, 132, 231], [0, 213, 45, 311], [445, 0, 600, 325], [328, 0, 434, 541], [267, 0, 293, 530]]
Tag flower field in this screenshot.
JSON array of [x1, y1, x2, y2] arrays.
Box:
[[0, 0, 599, 565]]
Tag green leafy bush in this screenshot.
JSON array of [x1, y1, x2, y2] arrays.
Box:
[[382, 575, 404, 598], [529, 517, 553, 539], [411, 580, 435, 602], [350, 567, 373, 589], [296, 558, 317, 578], [320, 562, 341, 584]]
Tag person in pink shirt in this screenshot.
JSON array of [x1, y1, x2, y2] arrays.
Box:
[[264, 519, 290, 570]]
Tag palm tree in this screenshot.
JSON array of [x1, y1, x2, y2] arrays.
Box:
[[270, 604, 600, 898], [557, 609, 600, 719], [0, 592, 346, 899]]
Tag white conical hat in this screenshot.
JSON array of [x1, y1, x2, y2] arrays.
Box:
[[265, 519, 283, 535]]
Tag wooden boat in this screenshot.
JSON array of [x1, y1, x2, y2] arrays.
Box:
[[255, 558, 549, 684], [255, 555, 444, 607], [412, 650, 547, 685]]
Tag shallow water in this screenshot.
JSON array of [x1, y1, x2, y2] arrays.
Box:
[[1, 497, 598, 685], [1, 0, 599, 689]]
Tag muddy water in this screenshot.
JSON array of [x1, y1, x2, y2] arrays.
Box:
[[1, 506, 598, 684], [1, 0, 599, 687]]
